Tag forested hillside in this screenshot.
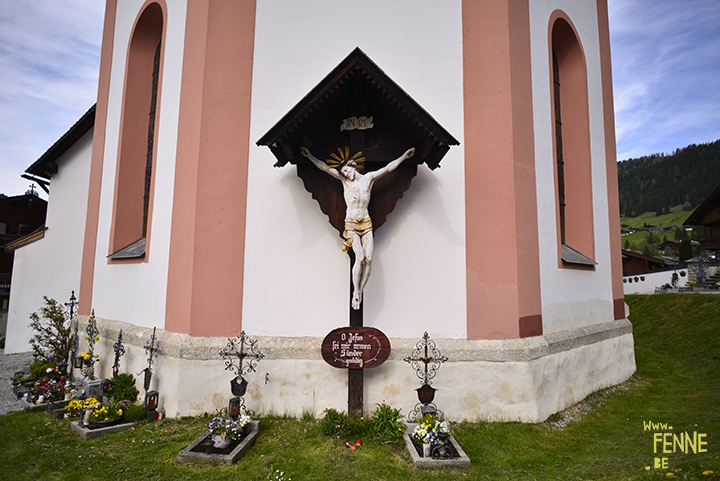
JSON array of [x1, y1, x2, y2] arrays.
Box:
[[617, 139, 720, 217]]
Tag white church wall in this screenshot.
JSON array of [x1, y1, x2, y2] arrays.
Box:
[[530, 0, 617, 333], [5, 132, 93, 354], [243, 0, 467, 340], [90, 0, 187, 329]]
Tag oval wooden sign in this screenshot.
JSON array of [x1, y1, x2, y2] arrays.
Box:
[[321, 327, 391, 369]]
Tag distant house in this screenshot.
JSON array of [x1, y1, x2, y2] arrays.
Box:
[[621, 249, 676, 276], [0, 192, 47, 330], [659, 239, 679, 253], [3, 106, 94, 353], [684, 183, 720, 251]]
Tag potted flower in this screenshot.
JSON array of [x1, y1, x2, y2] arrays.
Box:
[[27, 378, 69, 405], [65, 397, 124, 428], [411, 414, 450, 457], [207, 413, 252, 448], [77, 350, 100, 379]]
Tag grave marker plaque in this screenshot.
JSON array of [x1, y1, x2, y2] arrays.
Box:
[[321, 326, 391, 369]]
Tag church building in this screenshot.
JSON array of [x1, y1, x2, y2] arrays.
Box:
[[15, 0, 636, 421]]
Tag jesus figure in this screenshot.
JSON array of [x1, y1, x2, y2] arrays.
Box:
[[300, 146, 415, 310]]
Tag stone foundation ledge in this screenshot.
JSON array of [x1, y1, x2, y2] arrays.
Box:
[[71, 316, 632, 364]]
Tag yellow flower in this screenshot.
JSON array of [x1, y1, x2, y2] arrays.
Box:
[[703, 471, 714, 476]]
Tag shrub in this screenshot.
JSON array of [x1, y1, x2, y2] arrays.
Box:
[[369, 403, 406, 444], [29, 358, 61, 381], [28, 296, 71, 362], [319, 403, 406, 444], [319, 408, 346, 436], [123, 404, 147, 423], [108, 373, 139, 403]]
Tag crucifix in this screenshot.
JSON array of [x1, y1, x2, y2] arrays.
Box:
[[256, 48, 458, 418], [303, 145, 413, 417], [300, 146, 415, 311]]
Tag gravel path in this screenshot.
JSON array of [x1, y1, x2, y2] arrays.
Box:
[[0, 350, 34, 416]]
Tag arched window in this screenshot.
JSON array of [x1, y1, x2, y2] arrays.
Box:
[[551, 16, 596, 267], [109, 3, 163, 260]]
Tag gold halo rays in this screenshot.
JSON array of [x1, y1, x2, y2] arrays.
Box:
[[326, 147, 365, 172]]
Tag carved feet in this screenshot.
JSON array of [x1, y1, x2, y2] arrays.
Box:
[[352, 290, 362, 310]]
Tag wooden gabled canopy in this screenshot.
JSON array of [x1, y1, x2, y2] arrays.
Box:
[[257, 48, 459, 233]]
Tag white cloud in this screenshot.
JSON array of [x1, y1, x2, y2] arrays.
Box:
[[0, 0, 104, 197], [0, 1, 717, 194], [608, 0, 720, 160]]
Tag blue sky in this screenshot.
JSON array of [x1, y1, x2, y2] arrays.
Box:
[[0, 0, 718, 198]]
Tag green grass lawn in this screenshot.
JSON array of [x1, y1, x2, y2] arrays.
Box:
[[1, 294, 718, 480], [620, 206, 693, 250], [620, 206, 693, 230]]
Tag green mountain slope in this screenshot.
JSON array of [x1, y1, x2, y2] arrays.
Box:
[[617, 139, 720, 217]]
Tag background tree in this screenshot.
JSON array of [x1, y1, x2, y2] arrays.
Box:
[[28, 296, 72, 362], [617, 139, 720, 217], [678, 239, 694, 264], [674, 226, 688, 241], [646, 231, 660, 249]]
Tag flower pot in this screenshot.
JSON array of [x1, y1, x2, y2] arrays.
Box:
[[423, 443, 431, 457], [212, 434, 233, 449], [89, 415, 124, 430]]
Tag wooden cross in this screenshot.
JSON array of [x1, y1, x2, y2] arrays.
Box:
[[348, 250, 364, 417]]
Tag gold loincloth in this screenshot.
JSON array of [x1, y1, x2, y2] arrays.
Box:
[[342, 218, 373, 251]]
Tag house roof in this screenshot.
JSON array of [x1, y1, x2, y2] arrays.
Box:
[[621, 249, 674, 266], [3, 226, 47, 253], [685, 181, 720, 227], [256, 48, 459, 170], [25, 104, 96, 180]]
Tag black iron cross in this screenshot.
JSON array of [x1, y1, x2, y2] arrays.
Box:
[[140, 326, 161, 391], [219, 331, 264, 378], [112, 329, 126, 377], [404, 331, 448, 386]]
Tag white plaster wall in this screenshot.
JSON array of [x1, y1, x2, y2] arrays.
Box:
[[90, 0, 187, 329], [243, 0, 467, 340], [530, 0, 616, 333], [253, 334, 634, 422], [623, 270, 679, 295], [85, 330, 635, 423], [5, 132, 92, 354]]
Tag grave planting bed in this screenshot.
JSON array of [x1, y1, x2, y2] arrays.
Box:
[[177, 420, 259, 465]]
